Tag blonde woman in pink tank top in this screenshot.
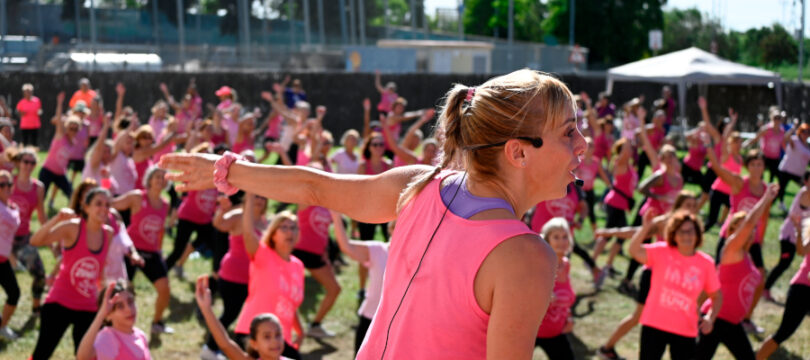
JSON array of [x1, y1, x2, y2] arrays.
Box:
[[160, 69, 587, 359]]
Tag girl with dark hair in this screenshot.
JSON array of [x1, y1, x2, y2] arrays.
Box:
[[30, 188, 114, 359], [76, 281, 151, 360]]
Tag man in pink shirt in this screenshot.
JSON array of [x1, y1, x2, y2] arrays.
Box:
[[16, 83, 42, 147], [69, 78, 97, 109]]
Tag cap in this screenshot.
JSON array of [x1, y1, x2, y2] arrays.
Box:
[[79, 77, 90, 85], [22, 83, 34, 92], [72, 100, 91, 115], [215, 86, 232, 97]]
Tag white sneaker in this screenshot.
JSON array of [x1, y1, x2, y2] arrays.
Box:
[[742, 319, 764, 334], [200, 344, 226, 360], [307, 324, 335, 338], [0, 326, 18, 340], [151, 321, 175, 334]]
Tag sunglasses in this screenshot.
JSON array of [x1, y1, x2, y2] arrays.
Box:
[[0, 182, 12, 189], [22, 159, 36, 165], [370, 142, 385, 148], [279, 225, 299, 232]]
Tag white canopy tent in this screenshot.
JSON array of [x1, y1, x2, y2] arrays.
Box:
[[606, 47, 782, 126]]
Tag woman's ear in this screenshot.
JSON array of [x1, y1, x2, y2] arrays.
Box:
[[503, 139, 527, 168]]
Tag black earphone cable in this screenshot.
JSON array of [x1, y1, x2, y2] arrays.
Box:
[[379, 171, 467, 360]]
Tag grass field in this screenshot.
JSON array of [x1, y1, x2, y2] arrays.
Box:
[[0, 151, 807, 359]]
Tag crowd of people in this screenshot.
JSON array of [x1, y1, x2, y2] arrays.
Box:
[[0, 70, 806, 360]]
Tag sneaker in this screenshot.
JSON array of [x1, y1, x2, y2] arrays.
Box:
[[0, 326, 18, 341], [594, 269, 607, 291], [307, 324, 335, 338], [200, 344, 226, 360], [763, 289, 776, 302], [779, 201, 788, 214], [606, 266, 622, 278], [598, 346, 625, 360], [151, 321, 175, 334], [174, 266, 186, 280], [618, 280, 637, 296], [742, 319, 764, 334]]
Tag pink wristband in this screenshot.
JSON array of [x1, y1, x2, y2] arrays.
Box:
[[213, 151, 242, 195]]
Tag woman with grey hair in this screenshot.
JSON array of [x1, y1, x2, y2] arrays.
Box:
[[16, 83, 42, 147]]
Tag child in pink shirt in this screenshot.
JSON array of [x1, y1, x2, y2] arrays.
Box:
[[77, 281, 151, 360], [535, 218, 576, 360]]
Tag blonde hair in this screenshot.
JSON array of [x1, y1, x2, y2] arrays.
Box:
[[540, 217, 573, 252], [261, 211, 298, 248], [397, 69, 576, 210]]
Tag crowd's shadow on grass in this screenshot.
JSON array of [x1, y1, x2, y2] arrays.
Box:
[[771, 347, 804, 360], [167, 291, 199, 323], [568, 333, 594, 359], [302, 338, 339, 360], [572, 291, 598, 319], [300, 276, 326, 320]]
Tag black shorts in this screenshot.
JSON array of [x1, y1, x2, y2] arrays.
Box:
[[636, 268, 652, 304], [292, 249, 327, 269], [749, 243, 764, 268], [68, 159, 85, 172], [126, 250, 168, 283], [681, 165, 704, 188], [262, 136, 279, 147]]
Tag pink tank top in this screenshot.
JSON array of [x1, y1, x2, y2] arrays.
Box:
[[356, 171, 534, 359], [700, 256, 760, 324], [210, 131, 227, 146], [683, 143, 706, 171], [791, 255, 810, 287], [0, 201, 20, 260], [232, 136, 253, 154], [43, 136, 73, 175], [719, 177, 765, 243], [126, 192, 168, 253], [264, 114, 283, 139], [531, 184, 579, 232], [711, 155, 742, 194], [575, 159, 600, 191], [294, 206, 332, 255], [640, 169, 684, 216], [536, 258, 575, 338], [648, 127, 665, 150], [177, 189, 218, 225], [235, 243, 305, 346], [593, 134, 612, 161], [761, 124, 785, 159], [218, 232, 256, 285], [364, 160, 391, 175], [133, 159, 151, 190], [69, 125, 90, 160], [45, 219, 109, 311], [11, 179, 40, 236], [604, 167, 638, 211]]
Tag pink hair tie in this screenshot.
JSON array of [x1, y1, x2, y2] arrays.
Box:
[[213, 151, 244, 195], [465, 87, 476, 102]]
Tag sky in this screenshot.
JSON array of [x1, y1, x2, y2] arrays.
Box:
[[424, 0, 807, 35]]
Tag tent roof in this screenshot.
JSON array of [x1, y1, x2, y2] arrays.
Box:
[[608, 47, 781, 85]]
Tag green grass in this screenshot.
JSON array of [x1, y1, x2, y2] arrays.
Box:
[[0, 151, 807, 359]]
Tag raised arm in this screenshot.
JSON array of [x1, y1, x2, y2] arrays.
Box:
[[721, 108, 738, 141], [212, 202, 239, 234], [195, 276, 251, 360], [381, 115, 418, 165], [30, 210, 76, 247], [698, 97, 721, 144], [87, 113, 112, 169], [111, 191, 140, 212], [329, 211, 370, 263], [51, 91, 67, 138], [374, 70, 385, 94], [362, 98, 372, 139], [77, 283, 117, 360], [628, 210, 657, 264], [241, 194, 261, 257], [132, 130, 176, 162], [704, 138, 744, 193], [721, 183, 779, 263]]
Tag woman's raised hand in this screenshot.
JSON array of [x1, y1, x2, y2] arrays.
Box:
[[158, 153, 220, 192]]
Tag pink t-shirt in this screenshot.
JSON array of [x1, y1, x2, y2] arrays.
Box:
[[640, 169, 683, 216], [177, 189, 218, 225], [711, 155, 742, 194], [294, 206, 331, 255], [69, 124, 90, 161], [377, 92, 398, 113], [16, 97, 42, 129], [791, 255, 810, 287], [42, 136, 73, 175], [779, 135, 810, 177], [683, 143, 706, 171], [45, 219, 109, 312], [0, 201, 21, 260], [700, 256, 760, 325], [639, 242, 720, 338], [604, 168, 638, 211], [356, 171, 534, 359], [235, 243, 305, 346], [760, 124, 785, 159], [531, 184, 579, 232], [575, 159, 600, 191], [648, 127, 666, 150], [126, 192, 168, 253], [94, 327, 151, 360], [264, 114, 283, 139], [536, 258, 575, 338], [110, 152, 137, 196], [593, 133, 613, 162], [10, 179, 41, 236]]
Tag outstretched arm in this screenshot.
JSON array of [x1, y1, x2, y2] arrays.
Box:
[[242, 194, 261, 257], [629, 210, 657, 264], [195, 276, 251, 360], [330, 211, 370, 263], [721, 183, 779, 263]]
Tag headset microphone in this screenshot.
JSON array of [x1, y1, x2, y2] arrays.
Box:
[[574, 178, 584, 187]]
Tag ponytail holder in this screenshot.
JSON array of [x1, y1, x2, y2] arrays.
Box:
[[465, 87, 476, 102], [213, 151, 244, 196]]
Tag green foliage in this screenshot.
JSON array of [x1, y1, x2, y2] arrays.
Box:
[[462, 0, 546, 42], [542, 0, 665, 68]]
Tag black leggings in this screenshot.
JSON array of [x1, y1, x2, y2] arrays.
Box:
[[764, 156, 780, 183], [584, 189, 597, 226], [637, 151, 651, 180], [0, 261, 20, 306], [535, 334, 574, 360], [38, 167, 72, 201], [640, 325, 696, 360], [206, 278, 248, 352], [165, 219, 213, 269], [696, 318, 754, 360], [355, 315, 372, 354], [773, 284, 810, 344], [31, 302, 95, 359], [21, 128, 38, 147], [704, 189, 730, 231], [358, 221, 389, 241], [12, 235, 46, 300], [777, 170, 802, 203], [765, 240, 796, 290], [604, 204, 628, 244], [212, 230, 229, 273], [572, 243, 597, 269]]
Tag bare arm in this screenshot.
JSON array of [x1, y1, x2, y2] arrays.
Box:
[[132, 131, 176, 162], [700, 291, 723, 335], [374, 70, 385, 93], [87, 114, 111, 169], [381, 115, 418, 165], [195, 276, 251, 360], [629, 210, 657, 264], [35, 182, 47, 225], [242, 194, 260, 257], [113, 83, 125, 124], [330, 211, 370, 263], [721, 184, 779, 263], [111, 191, 140, 212], [362, 98, 372, 139], [704, 140, 743, 193], [698, 97, 721, 144], [30, 212, 76, 247]]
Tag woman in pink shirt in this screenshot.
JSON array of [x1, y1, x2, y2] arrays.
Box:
[[39, 92, 78, 205], [757, 216, 810, 359], [236, 194, 305, 360], [76, 281, 151, 360], [15, 83, 41, 146], [132, 125, 176, 190], [628, 210, 722, 360], [745, 108, 785, 182], [374, 71, 399, 115], [765, 173, 810, 299], [777, 122, 810, 209], [0, 170, 21, 340], [697, 183, 777, 359], [381, 109, 438, 167], [30, 187, 114, 359], [160, 69, 582, 359], [576, 137, 610, 233], [535, 218, 576, 360]]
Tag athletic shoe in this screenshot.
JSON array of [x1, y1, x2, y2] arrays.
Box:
[[200, 344, 226, 360], [151, 321, 175, 334], [594, 269, 607, 291], [174, 266, 186, 281], [598, 346, 624, 360], [606, 266, 622, 278], [307, 324, 335, 338], [618, 280, 637, 296], [763, 289, 776, 302], [0, 326, 18, 340], [742, 319, 764, 334], [779, 201, 788, 214]]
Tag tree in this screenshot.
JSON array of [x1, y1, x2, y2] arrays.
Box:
[[462, 0, 546, 42], [661, 8, 739, 61], [543, 0, 665, 68]]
